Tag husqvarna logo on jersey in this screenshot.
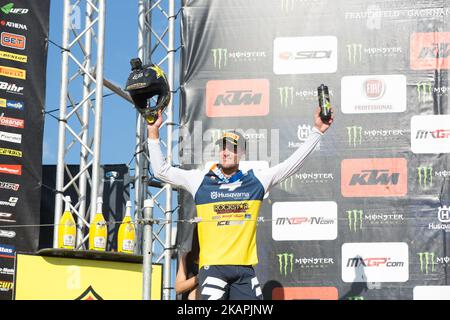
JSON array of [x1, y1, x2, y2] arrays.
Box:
[[210, 191, 250, 200]]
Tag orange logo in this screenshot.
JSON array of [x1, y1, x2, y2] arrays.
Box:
[[410, 32, 450, 70], [341, 158, 407, 197], [0, 66, 26, 79], [0, 164, 21, 175], [206, 79, 269, 117], [272, 287, 338, 300], [1, 32, 26, 50]]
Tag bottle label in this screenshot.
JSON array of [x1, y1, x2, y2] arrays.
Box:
[[94, 236, 106, 249], [63, 234, 75, 246], [122, 239, 134, 252]]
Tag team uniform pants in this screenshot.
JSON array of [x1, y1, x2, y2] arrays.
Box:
[[198, 265, 263, 300]]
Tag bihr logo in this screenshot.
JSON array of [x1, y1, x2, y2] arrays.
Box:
[[206, 79, 269, 117], [0, 81, 24, 95], [342, 242, 409, 282], [410, 32, 450, 70], [273, 36, 337, 74], [1, 32, 26, 50], [341, 158, 407, 197], [272, 201, 337, 241], [411, 115, 450, 154], [341, 75, 406, 114]]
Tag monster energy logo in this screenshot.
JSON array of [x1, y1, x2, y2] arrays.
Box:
[[279, 87, 294, 107], [280, 175, 294, 191], [346, 126, 362, 147], [347, 44, 362, 64], [211, 48, 227, 69], [281, 0, 296, 13], [417, 82, 433, 103], [347, 296, 364, 300], [417, 252, 436, 274], [417, 166, 433, 189], [347, 209, 363, 232], [277, 253, 294, 276]]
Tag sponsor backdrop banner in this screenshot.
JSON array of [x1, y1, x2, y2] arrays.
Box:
[[0, 1, 50, 299], [178, 0, 450, 300]]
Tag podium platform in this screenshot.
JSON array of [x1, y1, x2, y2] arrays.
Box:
[[14, 249, 162, 300]]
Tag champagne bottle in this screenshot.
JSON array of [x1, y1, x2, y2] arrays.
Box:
[[89, 197, 108, 251], [58, 196, 76, 249], [117, 200, 136, 254]]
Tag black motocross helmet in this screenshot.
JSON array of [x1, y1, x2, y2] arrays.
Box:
[[124, 58, 171, 124]]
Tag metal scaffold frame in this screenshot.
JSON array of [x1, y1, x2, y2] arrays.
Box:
[[136, 0, 178, 301], [53, 0, 106, 249], [53, 0, 179, 300]]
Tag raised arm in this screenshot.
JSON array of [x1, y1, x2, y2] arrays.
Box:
[[254, 107, 334, 193], [147, 110, 203, 196]]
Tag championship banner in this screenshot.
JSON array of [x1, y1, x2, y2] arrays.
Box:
[[179, 0, 450, 300], [0, 0, 50, 300], [14, 252, 163, 300]]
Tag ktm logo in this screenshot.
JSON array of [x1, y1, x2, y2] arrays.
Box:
[[341, 158, 407, 197], [206, 79, 269, 117], [349, 169, 400, 186], [411, 32, 450, 70], [214, 90, 262, 106]]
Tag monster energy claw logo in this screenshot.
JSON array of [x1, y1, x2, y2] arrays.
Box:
[[417, 166, 433, 189], [347, 296, 364, 300], [417, 252, 436, 274], [277, 253, 294, 276], [417, 82, 433, 103], [211, 48, 227, 69], [279, 87, 294, 108], [347, 44, 362, 64], [347, 209, 363, 232], [281, 0, 296, 13], [346, 126, 362, 147]]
